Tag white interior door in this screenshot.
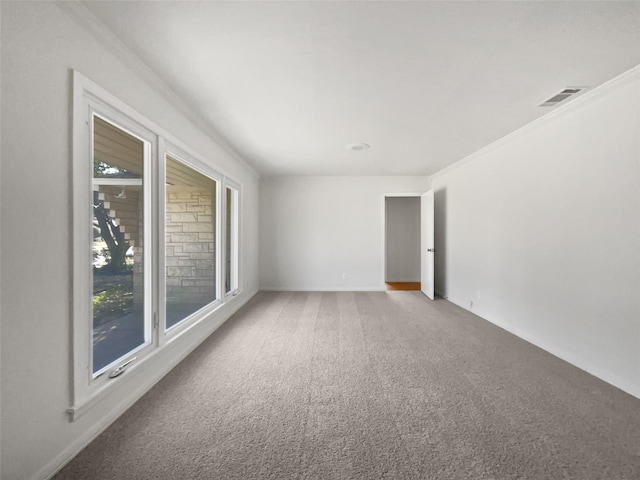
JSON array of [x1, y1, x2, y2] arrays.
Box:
[[421, 191, 435, 300]]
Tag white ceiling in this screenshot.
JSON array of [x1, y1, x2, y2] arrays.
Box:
[[82, 1, 640, 176]]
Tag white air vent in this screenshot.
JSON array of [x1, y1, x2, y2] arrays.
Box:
[[539, 87, 586, 107]]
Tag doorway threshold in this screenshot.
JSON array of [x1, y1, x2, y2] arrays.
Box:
[[386, 282, 421, 291]]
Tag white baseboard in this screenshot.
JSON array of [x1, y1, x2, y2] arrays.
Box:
[[445, 296, 640, 399]]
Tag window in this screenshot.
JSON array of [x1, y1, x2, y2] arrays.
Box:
[[92, 116, 151, 375], [224, 183, 239, 295], [164, 153, 219, 330], [72, 72, 241, 418]]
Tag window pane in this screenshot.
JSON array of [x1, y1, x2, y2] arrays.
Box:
[[225, 186, 238, 294], [225, 188, 231, 293], [165, 155, 217, 329], [92, 117, 146, 374]]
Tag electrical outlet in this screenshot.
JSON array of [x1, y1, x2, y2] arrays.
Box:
[[342, 273, 347, 280]]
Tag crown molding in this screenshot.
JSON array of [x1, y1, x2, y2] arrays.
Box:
[[429, 64, 640, 180], [55, 0, 260, 179]]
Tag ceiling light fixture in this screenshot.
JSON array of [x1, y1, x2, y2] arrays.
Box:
[[346, 143, 370, 151]]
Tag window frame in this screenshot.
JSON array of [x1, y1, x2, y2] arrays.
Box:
[[71, 71, 242, 419], [160, 142, 223, 343], [90, 111, 156, 378], [223, 179, 241, 298]]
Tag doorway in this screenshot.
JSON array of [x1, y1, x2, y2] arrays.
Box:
[[385, 196, 421, 291]]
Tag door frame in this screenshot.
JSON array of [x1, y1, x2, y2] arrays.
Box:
[[421, 190, 435, 300], [381, 192, 423, 289]]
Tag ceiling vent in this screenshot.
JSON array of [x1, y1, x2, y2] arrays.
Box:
[[539, 87, 586, 107]]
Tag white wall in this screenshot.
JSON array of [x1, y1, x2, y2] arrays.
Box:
[[0, 3, 259, 479], [385, 197, 421, 282], [260, 176, 429, 291], [431, 66, 640, 398]]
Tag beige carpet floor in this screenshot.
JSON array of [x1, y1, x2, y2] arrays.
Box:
[[55, 291, 640, 479]]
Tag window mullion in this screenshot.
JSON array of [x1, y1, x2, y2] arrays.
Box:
[[157, 137, 168, 345]]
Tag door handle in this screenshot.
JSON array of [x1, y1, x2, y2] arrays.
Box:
[[427, 248, 435, 253]]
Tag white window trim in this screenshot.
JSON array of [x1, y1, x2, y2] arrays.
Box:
[[72, 74, 159, 412], [70, 71, 243, 420]]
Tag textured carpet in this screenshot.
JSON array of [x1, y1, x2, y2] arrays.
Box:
[[55, 292, 640, 479]]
